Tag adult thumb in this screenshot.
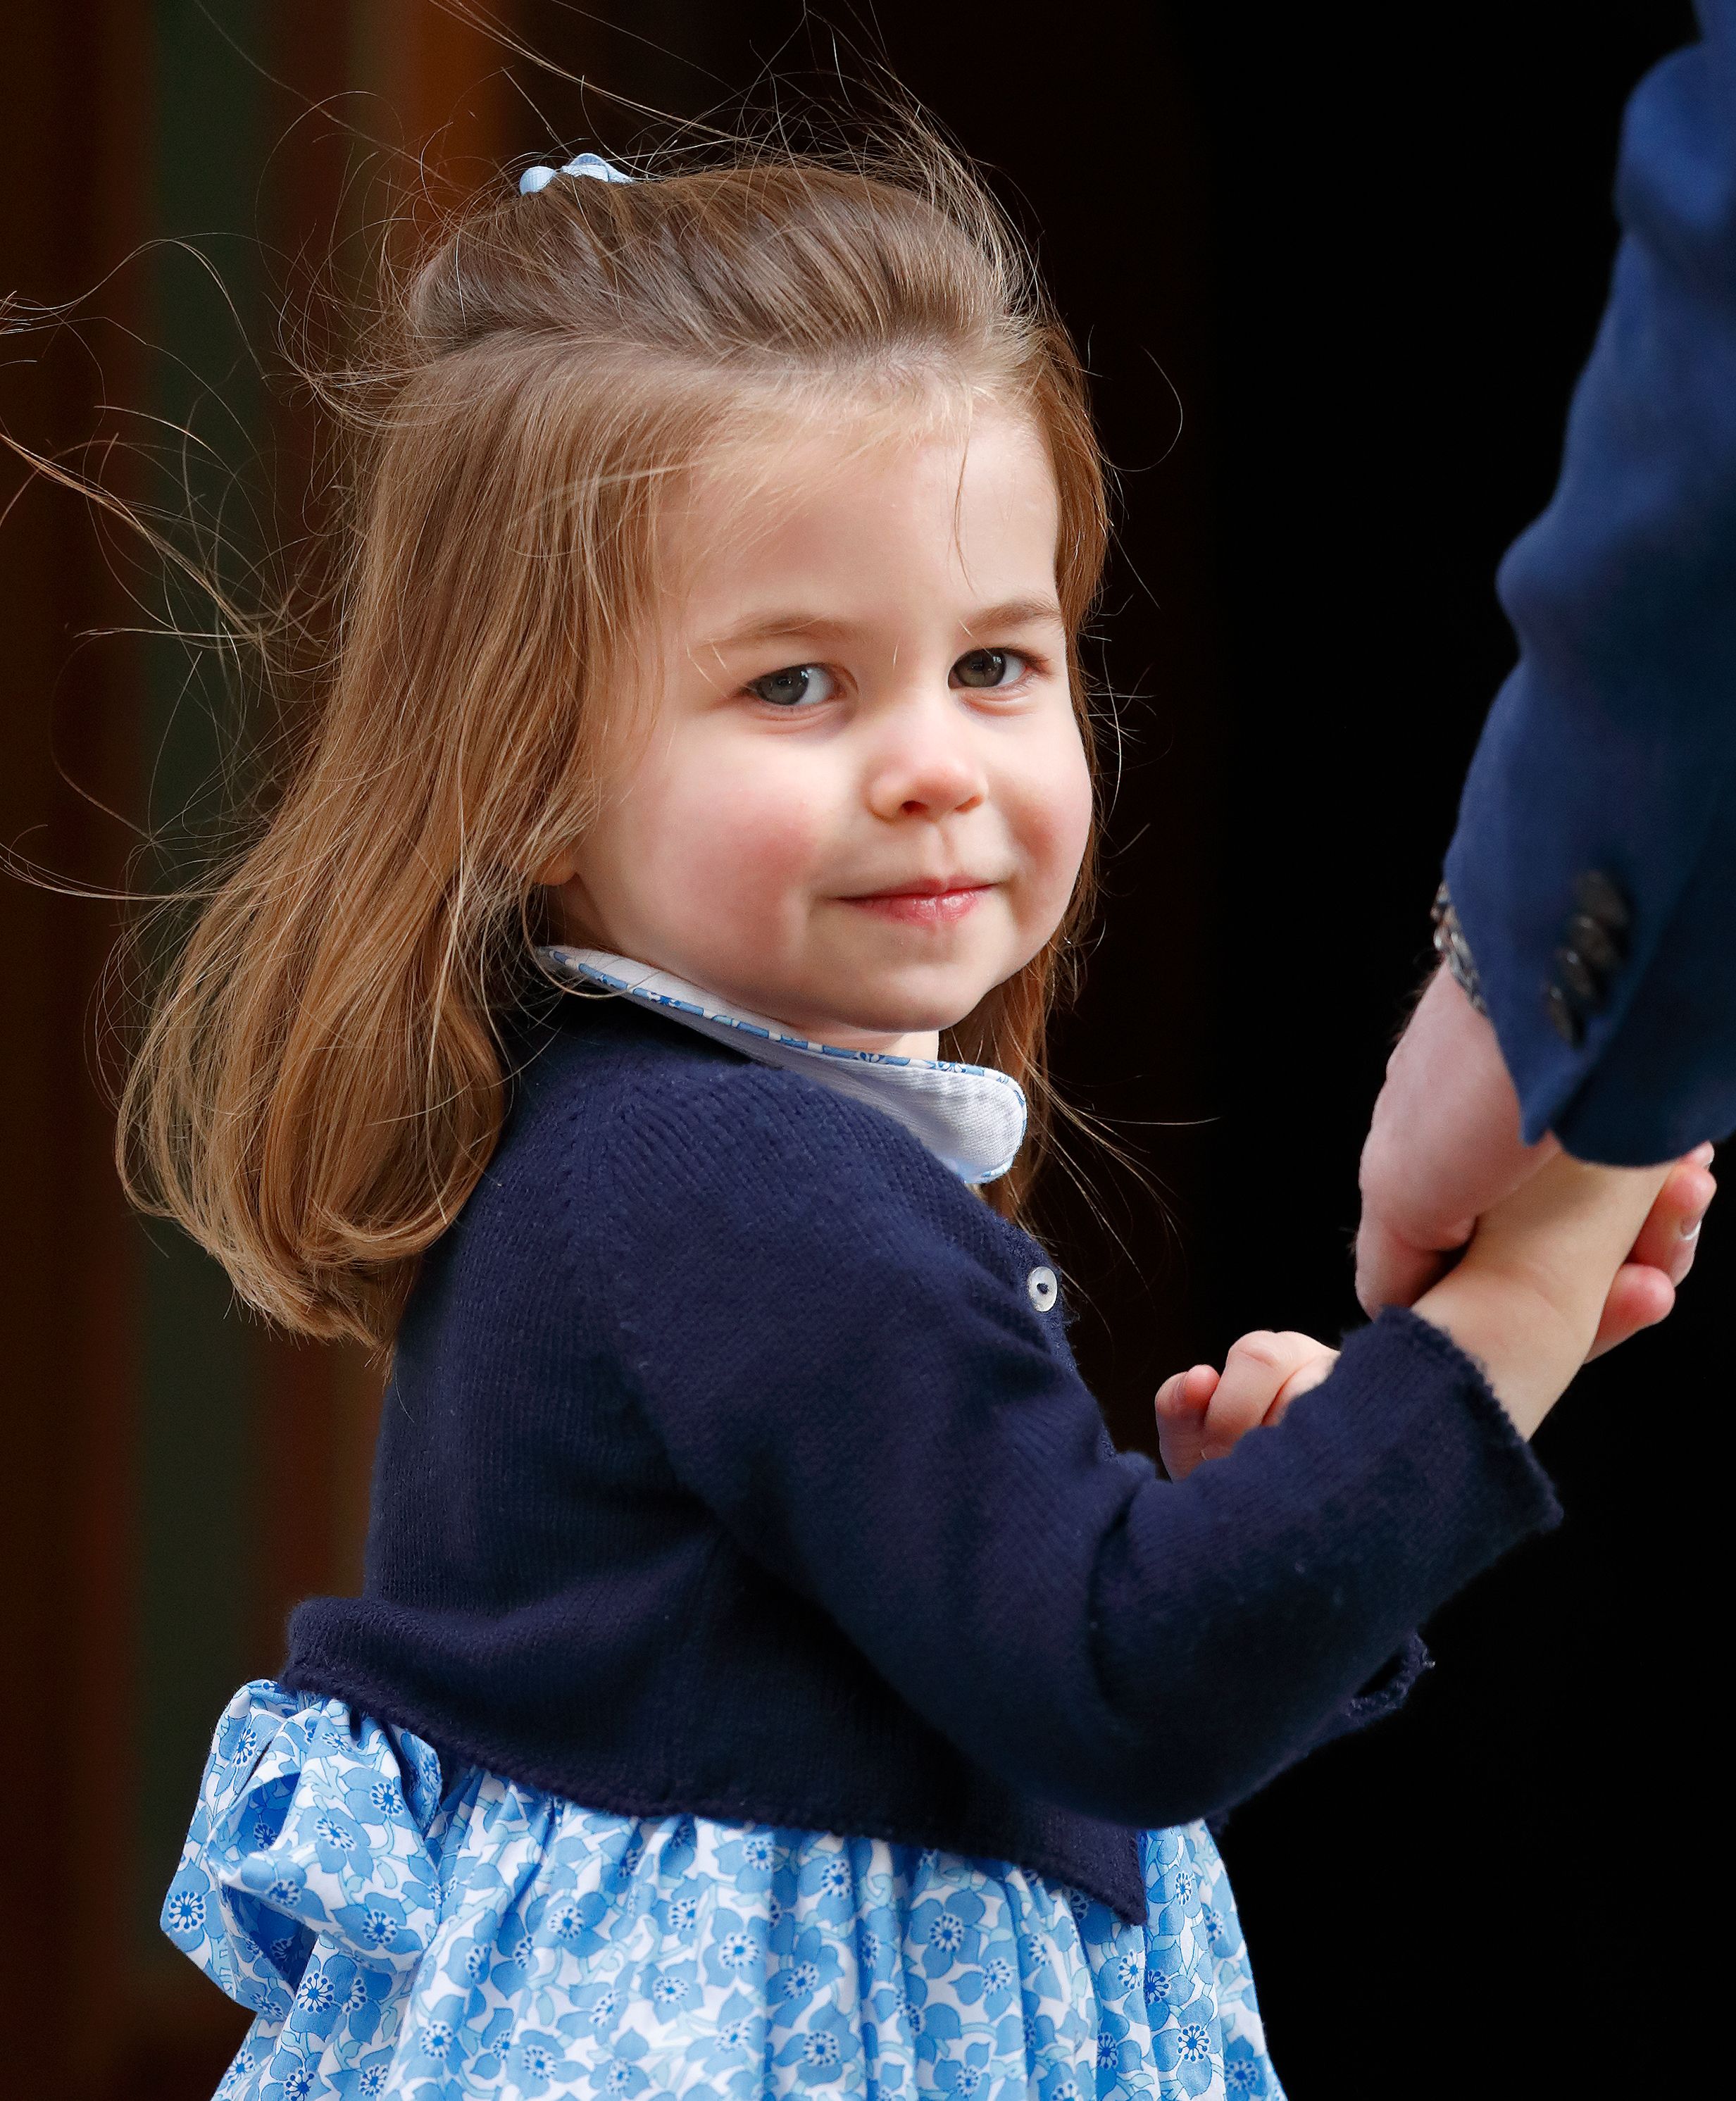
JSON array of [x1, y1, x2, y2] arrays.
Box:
[[1354, 1211, 1459, 1317]]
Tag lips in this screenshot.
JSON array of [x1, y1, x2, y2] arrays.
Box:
[[839, 879, 992, 927], [843, 876, 991, 900]]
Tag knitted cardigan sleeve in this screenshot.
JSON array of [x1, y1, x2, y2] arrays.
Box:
[[587, 1062, 1561, 1831]]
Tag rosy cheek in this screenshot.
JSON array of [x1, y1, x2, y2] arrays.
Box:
[[657, 756, 825, 918], [1059, 763, 1095, 880], [1015, 740, 1093, 909]]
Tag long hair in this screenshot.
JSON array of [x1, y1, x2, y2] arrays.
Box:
[[118, 135, 1112, 1347]]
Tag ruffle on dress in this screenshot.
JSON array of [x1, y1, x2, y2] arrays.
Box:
[[164, 1681, 1284, 2100]]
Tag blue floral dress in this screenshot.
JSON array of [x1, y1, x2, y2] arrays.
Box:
[[161, 955, 1285, 2098], [165, 1685, 1282, 2100]]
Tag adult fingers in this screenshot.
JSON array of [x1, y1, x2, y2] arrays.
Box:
[[1587, 1264, 1676, 1359], [1354, 1211, 1458, 1319], [1355, 966, 1556, 1311], [1358, 965, 1547, 1214], [1623, 1152, 1716, 1285], [1359, 1153, 1711, 1316]]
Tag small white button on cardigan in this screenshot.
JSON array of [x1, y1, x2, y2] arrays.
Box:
[[1026, 1265, 1059, 1312]]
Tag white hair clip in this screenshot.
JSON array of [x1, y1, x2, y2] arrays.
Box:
[[519, 153, 634, 197]]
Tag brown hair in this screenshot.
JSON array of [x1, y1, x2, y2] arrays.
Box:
[[118, 137, 1112, 1347]]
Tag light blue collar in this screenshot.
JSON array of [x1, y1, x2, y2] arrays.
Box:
[[538, 946, 1027, 1184]]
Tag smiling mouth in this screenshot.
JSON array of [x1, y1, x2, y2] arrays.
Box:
[[839, 883, 992, 927]]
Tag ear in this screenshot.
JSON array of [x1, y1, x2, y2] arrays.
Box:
[[535, 847, 581, 887]]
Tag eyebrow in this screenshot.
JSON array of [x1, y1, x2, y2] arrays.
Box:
[[698, 595, 1067, 654]]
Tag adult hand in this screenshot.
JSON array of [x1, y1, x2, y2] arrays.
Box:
[[1356, 964, 1715, 1351]]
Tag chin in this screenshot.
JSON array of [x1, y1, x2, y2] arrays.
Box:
[[835, 968, 1001, 1038]]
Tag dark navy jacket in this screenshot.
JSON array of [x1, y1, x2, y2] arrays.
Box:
[[1447, 0, 1736, 1163], [286, 992, 1560, 1924]]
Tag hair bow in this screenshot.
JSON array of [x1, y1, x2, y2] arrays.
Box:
[[519, 153, 634, 196]]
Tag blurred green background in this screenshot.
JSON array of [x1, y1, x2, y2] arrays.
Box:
[[0, 7, 775, 2089]]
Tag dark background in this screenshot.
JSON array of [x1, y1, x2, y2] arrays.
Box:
[[1, 3, 1713, 2094]]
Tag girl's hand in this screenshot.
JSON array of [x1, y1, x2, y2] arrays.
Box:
[[1415, 1142, 1716, 1440], [1154, 1147, 1714, 1478], [1155, 1331, 1339, 1483]]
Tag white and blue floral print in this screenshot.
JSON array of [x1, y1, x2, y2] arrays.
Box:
[[165, 1683, 1285, 2099], [164, 961, 1285, 2095]]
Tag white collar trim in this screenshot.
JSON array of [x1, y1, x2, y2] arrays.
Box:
[[539, 946, 1027, 1185]]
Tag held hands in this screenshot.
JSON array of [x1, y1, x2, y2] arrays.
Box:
[[1159, 1143, 1716, 1476], [1356, 964, 1716, 1339], [1354, 964, 1549, 1316], [1411, 1145, 1713, 1437]]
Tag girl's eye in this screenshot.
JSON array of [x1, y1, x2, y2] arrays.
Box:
[[747, 663, 837, 709], [951, 647, 1030, 691]]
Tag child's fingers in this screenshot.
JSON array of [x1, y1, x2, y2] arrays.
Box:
[[1201, 1332, 1318, 1462], [1154, 1364, 1218, 1423], [1261, 1347, 1340, 1427], [1154, 1364, 1218, 1482]]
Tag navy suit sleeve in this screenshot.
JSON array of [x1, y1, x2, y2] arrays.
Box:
[[1444, 1, 1736, 1163], [592, 1067, 1559, 1829]]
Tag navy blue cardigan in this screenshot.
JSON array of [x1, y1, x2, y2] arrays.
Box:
[[285, 992, 1561, 1924]]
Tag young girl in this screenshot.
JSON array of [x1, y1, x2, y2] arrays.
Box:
[[135, 142, 1713, 2101]]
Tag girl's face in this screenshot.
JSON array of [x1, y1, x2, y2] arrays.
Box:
[[544, 402, 1093, 1056]]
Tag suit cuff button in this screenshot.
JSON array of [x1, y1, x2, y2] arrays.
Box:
[[1544, 982, 1585, 1047], [1554, 946, 1602, 1008], [1564, 910, 1621, 975], [1573, 868, 1632, 937]]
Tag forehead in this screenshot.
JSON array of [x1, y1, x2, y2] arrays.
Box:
[[666, 399, 1061, 630]]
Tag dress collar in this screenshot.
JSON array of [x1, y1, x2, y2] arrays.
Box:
[[538, 945, 1027, 1185]]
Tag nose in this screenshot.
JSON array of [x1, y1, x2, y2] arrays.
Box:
[[862, 687, 989, 824]]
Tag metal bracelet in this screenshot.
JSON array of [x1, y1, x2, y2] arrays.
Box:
[[1430, 880, 1488, 1015]]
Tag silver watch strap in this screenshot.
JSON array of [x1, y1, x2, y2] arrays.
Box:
[[1430, 880, 1488, 1015]]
